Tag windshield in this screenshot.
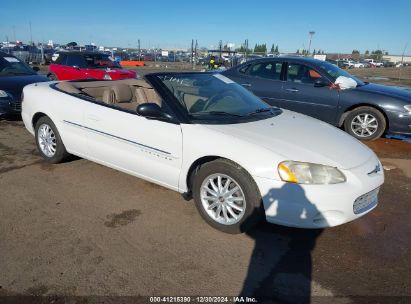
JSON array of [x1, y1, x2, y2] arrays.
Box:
[[157, 73, 280, 123], [0, 56, 36, 77], [84, 54, 121, 69], [318, 61, 365, 86]]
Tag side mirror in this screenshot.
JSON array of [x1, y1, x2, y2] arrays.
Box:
[[136, 103, 172, 120], [32, 66, 40, 72], [72, 65, 80, 70], [314, 78, 330, 87]]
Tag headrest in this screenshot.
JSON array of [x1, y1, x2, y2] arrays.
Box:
[[57, 82, 83, 94], [111, 84, 133, 103]]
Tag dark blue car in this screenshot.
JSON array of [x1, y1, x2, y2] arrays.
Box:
[[0, 51, 48, 117], [223, 57, 411, 140]]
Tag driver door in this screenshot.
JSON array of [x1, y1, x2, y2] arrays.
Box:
[[83, 100, 183, 191], [281, 62, 340, 125]]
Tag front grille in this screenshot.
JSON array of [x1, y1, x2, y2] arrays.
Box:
[[11, 100, 22, 111]]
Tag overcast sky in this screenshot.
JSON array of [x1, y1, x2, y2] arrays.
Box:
[[1, 0, 410, 54]]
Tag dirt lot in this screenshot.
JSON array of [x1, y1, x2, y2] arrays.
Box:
[[350, 67, 411, 89], [0, 118, 410, 303]]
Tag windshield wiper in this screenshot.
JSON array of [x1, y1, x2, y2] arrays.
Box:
[[246, 108, 273, 116], [190, 111, 244, 117]]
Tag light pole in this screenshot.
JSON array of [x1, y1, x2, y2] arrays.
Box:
[[308, 31, 315, 55]]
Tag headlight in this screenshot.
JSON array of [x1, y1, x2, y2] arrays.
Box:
[[278, 161, 346, 184], [0, 90, 9, 98], [404, 105, 411, 112], [103, 74, 112, 80]]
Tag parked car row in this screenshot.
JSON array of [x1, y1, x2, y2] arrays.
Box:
[[222, 56, 411, 140]]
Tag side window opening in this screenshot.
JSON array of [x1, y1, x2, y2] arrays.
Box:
[[249, 62, 282, 80], [286, 63, 322, 84]]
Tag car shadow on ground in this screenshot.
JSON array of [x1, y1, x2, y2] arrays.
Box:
[[239, 184, 325, 303], [0, 114, 22, 122]]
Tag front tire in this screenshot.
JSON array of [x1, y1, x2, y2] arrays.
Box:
[[344, 106, 386, 141], [35, 116, 70, 163], [192, 159, 264, 234]]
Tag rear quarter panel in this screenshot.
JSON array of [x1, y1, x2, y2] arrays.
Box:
[[22, 83, 89, 156]]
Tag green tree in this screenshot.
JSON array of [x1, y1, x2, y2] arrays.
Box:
[[296, 49, 300, 54], [270, 44, 275, 53], [365, 50, 370, 56], [274, 45, 279, 54], [254, 43, 267, 54], [352, 49, 360, 60], [370, 50, 383, 61]]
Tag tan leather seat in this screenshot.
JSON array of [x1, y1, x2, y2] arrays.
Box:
[[102, 88, 115, 104], [112, 84, 133, 103], [56, 82, 83, 94], [102, 84, 133, 105], [135, 87, 162, 106]]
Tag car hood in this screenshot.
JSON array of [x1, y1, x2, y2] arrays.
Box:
[[0, 74, 48, 100], [204, 110, 374, 170], [355, 83, 411, 100]]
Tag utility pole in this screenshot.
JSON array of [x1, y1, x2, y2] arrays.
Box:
[[138, 39, 141, 61], [308, 31, 315, 56], [244, 39, 248, 61], [219, 40, 222, 62], [194, 39, 198, 69], [191, 39, 194, 69], [29, 22, 33, 44]]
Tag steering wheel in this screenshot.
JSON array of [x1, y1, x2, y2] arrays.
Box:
[[203, 90, 237, 111]]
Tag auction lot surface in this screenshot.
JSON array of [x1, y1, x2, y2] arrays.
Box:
[[1, 119, 410, 302]]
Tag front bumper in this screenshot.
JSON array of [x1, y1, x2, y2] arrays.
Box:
[[386, 110, 411, 135], [0, 98, 21, 116], [254, 155, 384, 228]]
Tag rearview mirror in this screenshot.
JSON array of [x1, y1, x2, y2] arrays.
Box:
[[136, 103, 172, 121], [314, 79, 330, 87], [32, 66, 40, 72]]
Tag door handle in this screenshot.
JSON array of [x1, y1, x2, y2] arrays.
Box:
[[241, 83, 252, 87], [87, 115, 100, 122], [286, 88, 299, 92]]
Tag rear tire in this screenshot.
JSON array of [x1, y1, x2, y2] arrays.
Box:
[[192, 159, 264, 234], [344, 106, 386, 141], [35, 116, 70, 163]]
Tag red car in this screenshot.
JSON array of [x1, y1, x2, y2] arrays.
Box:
[[47, 52, 137, 81]]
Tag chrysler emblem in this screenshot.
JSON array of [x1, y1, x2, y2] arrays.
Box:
[[368, 164, 381, 175]]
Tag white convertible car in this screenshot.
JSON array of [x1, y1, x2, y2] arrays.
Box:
[[22, 73, 384, 233]]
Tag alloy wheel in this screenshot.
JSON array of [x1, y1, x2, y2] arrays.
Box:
[[200, 173, 246, 225], [37, 124, 57, 157], [350, 113, 378, 138]]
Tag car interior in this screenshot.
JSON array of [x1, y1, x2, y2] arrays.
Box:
[[55, 79, 162, 111]]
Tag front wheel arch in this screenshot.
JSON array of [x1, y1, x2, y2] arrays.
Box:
[[339, 103, 389, 132], [184, 156, 253, 200], [32, 112, 48, 130]]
